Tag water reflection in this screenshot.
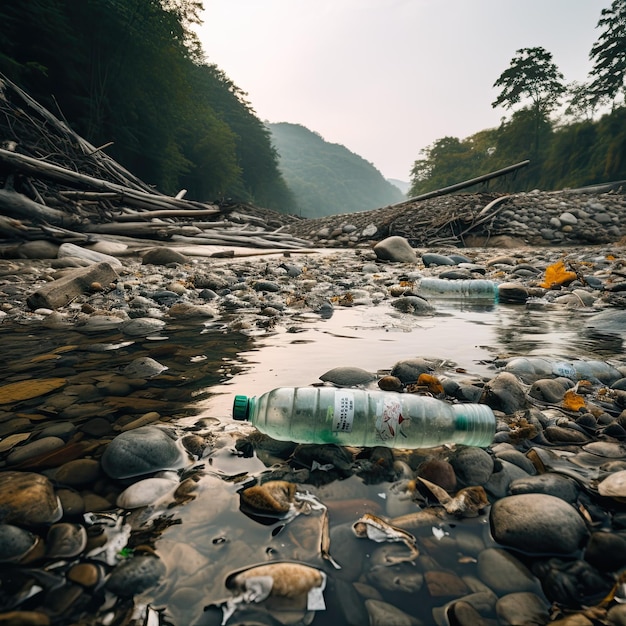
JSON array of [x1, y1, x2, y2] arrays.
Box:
[[1, 298, 625, 625]]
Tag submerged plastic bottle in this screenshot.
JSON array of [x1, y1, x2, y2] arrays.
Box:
[[417, 278, 498, 302], [233, 387, 496, 449]]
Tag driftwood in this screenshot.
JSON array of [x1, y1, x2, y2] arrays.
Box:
[[0, 73, 305, 252], [0, 187, 78, 226]]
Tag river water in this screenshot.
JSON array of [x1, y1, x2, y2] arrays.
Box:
[[0, 294, 624, 625]]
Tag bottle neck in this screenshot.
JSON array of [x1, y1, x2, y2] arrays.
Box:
[[247, 396, 256, 420], [451, 404, 496, 447]]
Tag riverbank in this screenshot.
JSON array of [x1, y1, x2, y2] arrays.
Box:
[[2, 240, 626, 625]]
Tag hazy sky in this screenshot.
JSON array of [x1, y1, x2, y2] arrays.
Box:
[[194, 0, 611, 181]]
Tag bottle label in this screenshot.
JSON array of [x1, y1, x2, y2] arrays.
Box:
[[375, 397, 409, 441], [332, 392, 355, 432], [552, 362, 576, 379]]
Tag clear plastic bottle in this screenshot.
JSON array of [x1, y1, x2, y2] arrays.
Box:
[[417, 278, 498, 302], [503, 356, 622, 384], [233, 387, 496, 448]]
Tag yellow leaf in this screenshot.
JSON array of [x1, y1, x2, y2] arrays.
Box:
[[563, 389, 585, 411], [0, 378, 67, 404], [539, 260, 577, 288], [417, 373, 444, 395]]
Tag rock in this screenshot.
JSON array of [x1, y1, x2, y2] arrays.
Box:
[[54, 459, 101, 486], [480, 372, 529, 414], [529, 378, 569, 403], [45, 523, 87, 558], [365, 599, 421, 626], [422, 252, 456, 267], [100, 426, 188, 479], [390, 295, 434, 314], [0, 524, 39, 563], [496, 592, 550, 626], [424, 570, 469, 598], [0, 378, 66, 405], [583, 531, 626, 572], [509, 473, 580, 503], [373, 236, 418, 263], [106, 555, 166, 597], [116, 477, 178, 509], [6, 436, 65, 465], [167, 302, 216, 318], [26, 262, 119, 310], [319, 366, 377, 386], [490, 494, 589, 554], [141, 247, 188, 265], [123, 356, 168, 378], [17, 240, 60, 259], [477, 548, 540, 595], [417, 458, 457, 491], [390, 359, 433, 384], [448, 447, 494, 487], [121, 317, 166, 337], [0, 472, 62, 526]]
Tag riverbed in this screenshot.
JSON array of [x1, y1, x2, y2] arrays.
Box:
[[1, 244, 626, 626]]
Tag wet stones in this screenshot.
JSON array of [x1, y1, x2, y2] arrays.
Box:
[[319, 366, 377, 386], [106, 555, 166, 597], [373, 236, 418, 263], [0, 472, 62, 526], [0, 524, 40, 563], [490, 494, 589, 554], [100, 426, 188, 479]]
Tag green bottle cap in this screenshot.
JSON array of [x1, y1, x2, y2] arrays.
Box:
[[233, 395, 250, 420]]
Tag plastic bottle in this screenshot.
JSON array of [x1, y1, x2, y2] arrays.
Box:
[[503, 356, 622, 384], [233, 387, 496, 449], [417, 278, 498, 302]]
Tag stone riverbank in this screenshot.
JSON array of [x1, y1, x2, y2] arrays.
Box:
[[0, 237, 626, 625]]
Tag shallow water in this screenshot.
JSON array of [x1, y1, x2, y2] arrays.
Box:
[[1, 297, 624, 625]]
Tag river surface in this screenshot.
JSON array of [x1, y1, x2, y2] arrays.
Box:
[[0, 295, 623, 625]]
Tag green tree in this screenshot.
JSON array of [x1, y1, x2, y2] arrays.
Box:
[[492, 47, 565, 157], [492, 47, 566, 114], [589, 0, 626, 106]]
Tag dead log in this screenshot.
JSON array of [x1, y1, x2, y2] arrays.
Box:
[[0, 148, 220, 215], [0, 188, 78, 226]]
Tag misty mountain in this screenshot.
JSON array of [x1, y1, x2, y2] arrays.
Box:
[[268, 122, 405, 218], [388, 178, 411, 195]]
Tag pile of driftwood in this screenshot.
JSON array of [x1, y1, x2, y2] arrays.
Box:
[[0, 74, 308, 252]]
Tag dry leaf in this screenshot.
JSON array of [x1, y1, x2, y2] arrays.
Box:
[[417, 373, 444, 395], [539, 260, 577, 288], [563, 389, 586, 411]]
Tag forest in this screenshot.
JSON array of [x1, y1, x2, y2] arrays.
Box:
[[0, 1, 625, 217], [408, 1, 626, 198], [0, 0, 295, 212]]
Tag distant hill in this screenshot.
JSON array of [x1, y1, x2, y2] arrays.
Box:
[[268, 122, 405, 218], [388, 178, 411, 195]]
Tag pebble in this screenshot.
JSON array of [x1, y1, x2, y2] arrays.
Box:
[[3, 237, 626, 624], [373, 236, 418, 263], [0, 524, 39, 563], [0, 472, 62, 525], [319, 366, 377, 386], [100, 426, 188, 479], [106, 555, 167, 597], [490, 494, 589, 554]]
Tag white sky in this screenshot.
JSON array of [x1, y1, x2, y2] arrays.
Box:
[[194, 0, 611, 181]]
